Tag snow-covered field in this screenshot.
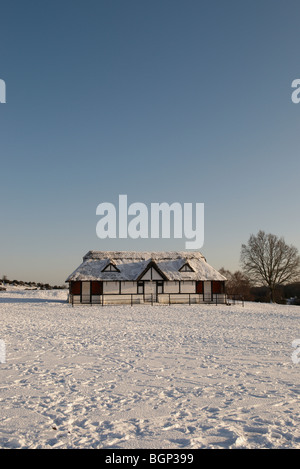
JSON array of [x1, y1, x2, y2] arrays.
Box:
[[0, 288, 300, 449]]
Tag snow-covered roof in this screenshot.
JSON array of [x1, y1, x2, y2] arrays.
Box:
[[66, 251, 226, 282]]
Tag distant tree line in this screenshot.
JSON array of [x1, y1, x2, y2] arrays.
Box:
[[0, 275, 66, 290], [220, 230, 300, 305], [219, 267, 300, 305]]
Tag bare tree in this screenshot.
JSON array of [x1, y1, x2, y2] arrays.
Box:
[[240, 230, 300, 302], [219, 268, 253, 300]]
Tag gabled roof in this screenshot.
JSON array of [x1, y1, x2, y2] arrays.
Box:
[[66, 251, 226, 282], [136, 260, 169, 281], [178, 261, 195, 272], [101, 261, 120, 272]]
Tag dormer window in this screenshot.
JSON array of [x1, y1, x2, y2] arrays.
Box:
[[102, 262, 120, 272], [179, 262, 194, 272]]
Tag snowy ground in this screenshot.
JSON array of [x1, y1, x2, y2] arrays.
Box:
[[0, 288, 300, 449]]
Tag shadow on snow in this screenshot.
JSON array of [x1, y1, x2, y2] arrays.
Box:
[[0, 297, 67, 304]]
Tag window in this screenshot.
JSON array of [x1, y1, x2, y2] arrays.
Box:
[[137, 281, 144, 294], [91, 281, 103, 295], [71, 281, 81, 295], [179, 263, 194, 272], [157, 281, 163, 294], [102, 263, 120, 272], [212, 281, 224, 294]]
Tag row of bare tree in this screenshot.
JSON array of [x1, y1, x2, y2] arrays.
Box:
[[220, 230, 300, 303]]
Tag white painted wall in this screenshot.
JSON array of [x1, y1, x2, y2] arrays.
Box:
[[91, 295, 101, 304], [81, 281, 90, 303], [144, 282, 156, 295], [82, 282, 90, 296], [103, 281, 119, 294], [120, 281, 136, 294], [72, 295, 81, 304], [151, 268, 164, 280], [140, 267, 163, 281], [204, 281, 212, 299], [164, 281, 180, 293], [140, 270, 151, 280], [180, 281, 195, 293]]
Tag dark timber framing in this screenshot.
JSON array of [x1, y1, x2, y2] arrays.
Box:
[[66, 251, 227, 305]]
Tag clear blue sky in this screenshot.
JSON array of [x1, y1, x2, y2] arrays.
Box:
[[1, 0, 300, 284]]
